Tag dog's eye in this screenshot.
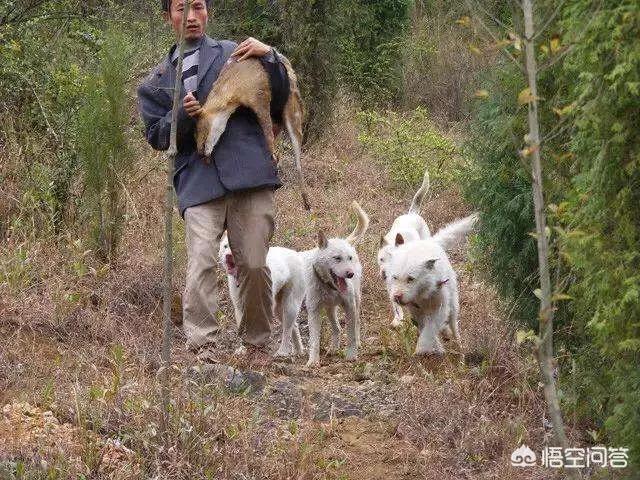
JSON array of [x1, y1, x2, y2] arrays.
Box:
[[407, 276, 415, 283], [392, 275, 398, 280], [333, 256, 342, 262], [348, 255, 353, 261]]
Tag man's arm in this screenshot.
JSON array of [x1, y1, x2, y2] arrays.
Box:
[[231, 37, 290, 128], [260, 47, 290, 129], [137, 81, 195, 151]]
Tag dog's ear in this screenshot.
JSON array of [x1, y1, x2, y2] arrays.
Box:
[[317, 230, 328, 249], [379, 236, 387, 248], [424, 258, 438, 270], [395, 233, 404, 246]]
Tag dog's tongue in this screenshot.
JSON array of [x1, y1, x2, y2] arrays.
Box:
[[337, 276, 348, 293]]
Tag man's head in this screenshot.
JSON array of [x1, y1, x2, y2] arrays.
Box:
[[162, 0, 211, 40]]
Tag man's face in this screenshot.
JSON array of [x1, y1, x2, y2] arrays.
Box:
[[165, 0, 208, 40]]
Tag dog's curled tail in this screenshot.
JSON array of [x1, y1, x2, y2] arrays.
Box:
[[408, 167, 430, 214], [346, 201, 370, 245], [432, 213, 478, 250]]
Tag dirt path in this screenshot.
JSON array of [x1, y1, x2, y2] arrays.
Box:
[[1, 112, 560, 479]]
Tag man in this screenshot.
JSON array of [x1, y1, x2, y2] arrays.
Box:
[[137, 0, 289, 364]]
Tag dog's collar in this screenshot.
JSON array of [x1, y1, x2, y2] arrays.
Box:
[[313, 265, 338, 292], [437, 278, 449, 288]]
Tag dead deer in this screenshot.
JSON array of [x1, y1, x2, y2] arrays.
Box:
[[196, 54, 311, 210]]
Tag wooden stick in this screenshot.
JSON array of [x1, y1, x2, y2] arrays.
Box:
[[160, 0, 191, 455]]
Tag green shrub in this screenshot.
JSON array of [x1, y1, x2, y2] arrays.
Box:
[[357, 107, 461, 190], [557, 0, 640, 466], [74, 29, 133, 263], [336, 0, 412, 106]]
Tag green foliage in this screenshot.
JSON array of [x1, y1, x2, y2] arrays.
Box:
[[357, 107, 461, 189], [462, 0, 640, 467], [461, 64, 541, 328], [336, 0, 412, 106], [557, 0, 640, 466], [74, 29, 133, 262], [212, 0, 411, 139]]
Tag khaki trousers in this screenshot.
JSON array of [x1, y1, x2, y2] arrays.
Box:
[[182, 188, 275, 350]]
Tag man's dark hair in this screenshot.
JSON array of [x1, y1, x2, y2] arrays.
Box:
[[161, 0, 212, 11]]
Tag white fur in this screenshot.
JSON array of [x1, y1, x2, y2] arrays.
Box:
[[386, 214, 477, 355], [218, 234, 305, 357], [300, 202, 369, 367], [377, 168, 431, 327]]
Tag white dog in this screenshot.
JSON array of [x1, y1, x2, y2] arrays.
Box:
[[378, 168, 431, 327], [386, 214, 478, 355], [218, 234, 305, 358], [300, 201, 369, 367]]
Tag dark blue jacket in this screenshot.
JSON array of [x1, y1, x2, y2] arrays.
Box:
[[137, 35, 284, 216]]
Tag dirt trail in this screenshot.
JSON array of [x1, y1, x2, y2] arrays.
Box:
[[1, 112, 560, 479]]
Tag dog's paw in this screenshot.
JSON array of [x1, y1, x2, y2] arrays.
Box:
[[414, 347, 445, 356], [305, 358, 320, 368], [327, 340, 341, 355], [273, 348, 292, 358]]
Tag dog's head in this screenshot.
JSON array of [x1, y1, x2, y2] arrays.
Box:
[[377, 231, 416, 280], [387, 241, 444, 308], [313, 230, 361, 294], [217, 233, 238, 279]]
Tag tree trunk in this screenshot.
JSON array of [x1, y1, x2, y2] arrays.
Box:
[[521, 0, 575, 471]]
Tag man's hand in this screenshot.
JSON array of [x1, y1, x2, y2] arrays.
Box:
[[231, 37, 271, 61], [183, 92, 202, 118]]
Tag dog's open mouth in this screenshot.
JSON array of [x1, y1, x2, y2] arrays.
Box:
[[395, 297, 419, 309], [225, 253, 238, 278], [330, 269, 348, 294]]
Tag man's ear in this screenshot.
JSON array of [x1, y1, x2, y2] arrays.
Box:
[[395, 233, 404, 247], [162, 11, 170, 23]]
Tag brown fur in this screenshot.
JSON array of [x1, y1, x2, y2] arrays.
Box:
[[196, 55, 310, 210]]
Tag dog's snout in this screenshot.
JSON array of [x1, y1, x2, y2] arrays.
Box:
[[345, 270, 354, 279], [393, 293, 403, 304]]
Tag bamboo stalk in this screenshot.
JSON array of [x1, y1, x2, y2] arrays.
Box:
[[160, 0, 191, 454], [521, 1, 577, 476]]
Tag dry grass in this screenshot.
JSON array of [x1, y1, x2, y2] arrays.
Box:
[[0, 101, 570, 479]]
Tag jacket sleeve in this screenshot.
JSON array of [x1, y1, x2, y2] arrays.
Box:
[[137, 79, 195, 152], [259, 47, 290, 124]]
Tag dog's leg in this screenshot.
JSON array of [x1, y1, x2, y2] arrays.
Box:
[[228, 276, 242, 328], [275, 289, 303, 358], [344, 299, 359, 361], [415, 312, 445, 355], [448, 288, 463, 355], [355, 290, 362, 348], [274, 294, 294, 358], [306, 304, 322, 367], [327, 305, 341, 354], [292, 322, 304, 356], [389, 285, 404, 328]]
